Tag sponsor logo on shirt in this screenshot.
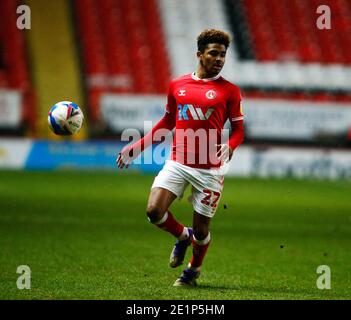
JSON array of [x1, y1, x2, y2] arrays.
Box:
[[178, 104, 214, 120]]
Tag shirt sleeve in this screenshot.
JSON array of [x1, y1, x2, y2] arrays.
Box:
[[228, 88, 244, 123], [227, 88, 244, 150]]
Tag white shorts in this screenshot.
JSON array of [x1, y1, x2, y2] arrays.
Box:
[[151, 160, 225, 218]]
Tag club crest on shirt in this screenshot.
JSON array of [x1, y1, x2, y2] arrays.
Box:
[[206, 90, 216, 99], [178, 89, 186, 96]]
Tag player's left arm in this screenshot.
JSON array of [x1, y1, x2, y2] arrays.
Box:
[[227, 118, 244, 159], [217, 89, 244, 163]]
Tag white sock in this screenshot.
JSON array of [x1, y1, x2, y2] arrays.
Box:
[[187, 263, 201, 272], [193, 232, 211, 245], [177, 227, 190, 241]]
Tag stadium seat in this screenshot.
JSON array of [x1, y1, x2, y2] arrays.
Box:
[[73, 0, 171, 121], [241, 0, 351, 65]]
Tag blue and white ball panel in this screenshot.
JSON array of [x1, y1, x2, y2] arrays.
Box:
[[48, 102, 72, 135], [70, 102, 79, 110], [48, 113, 62, 134]]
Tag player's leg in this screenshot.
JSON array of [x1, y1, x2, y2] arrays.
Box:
[[173, 212, 211, 286], [146, 187, 183, 237], [174, 173, 223, 286], [147, 160, 186, 233], [146, 187, 193, 266], [148, 160, 195, 267], [146, 187, 177, 223], [190, 212, 211, 271]]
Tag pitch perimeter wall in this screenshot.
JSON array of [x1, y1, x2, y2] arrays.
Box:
[[0, 138, 350, 180]]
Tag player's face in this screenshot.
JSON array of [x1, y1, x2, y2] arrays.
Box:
[[198, 43, 226, 77]]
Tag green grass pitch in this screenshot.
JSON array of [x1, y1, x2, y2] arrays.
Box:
[[0, 170, 350, 300]]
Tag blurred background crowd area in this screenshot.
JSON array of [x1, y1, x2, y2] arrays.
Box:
[[0, 0, 350, 148]]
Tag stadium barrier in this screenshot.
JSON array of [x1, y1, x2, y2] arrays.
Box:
[[0, 139, 350, 179], [100, 94, 351, 144]]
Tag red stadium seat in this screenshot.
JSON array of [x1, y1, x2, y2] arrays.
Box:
[[242, 0, 351, 65], [73, 0, 171, 120]]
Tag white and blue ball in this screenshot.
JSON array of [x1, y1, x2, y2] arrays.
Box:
[[48, 101, 84, 135]]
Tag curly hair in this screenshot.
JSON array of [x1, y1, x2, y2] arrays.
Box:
[[197, 29, 231, 53]]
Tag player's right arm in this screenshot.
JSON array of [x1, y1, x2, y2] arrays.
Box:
[[116, 82, 177, 169]]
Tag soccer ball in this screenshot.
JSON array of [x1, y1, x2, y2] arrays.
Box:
[[48, 101, 84, 135]]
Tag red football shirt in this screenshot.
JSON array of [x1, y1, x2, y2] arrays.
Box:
[[164, 73, 243, 169]]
